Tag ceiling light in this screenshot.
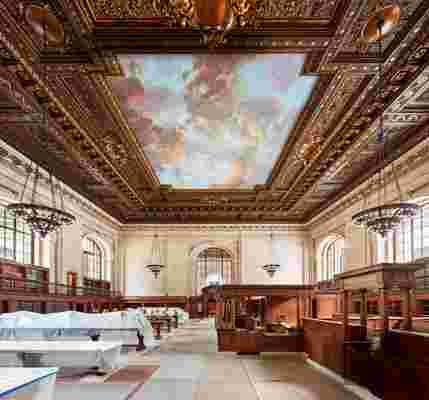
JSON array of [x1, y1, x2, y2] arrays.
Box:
[[153, 0, 257, 48], [261, 232, 281, 278], [145, 234, 165, 279]]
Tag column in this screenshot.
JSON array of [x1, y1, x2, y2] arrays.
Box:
[[296, 296, 301, 328], [360, 289, 368, 337], [8, 300, 17, 312], [400, 287, 412, 330], [342, 290, 350, 340], [336, 292, 342, 316], [379, 288, 390, 334]]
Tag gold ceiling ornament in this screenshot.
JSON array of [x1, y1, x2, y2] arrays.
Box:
[[201, 195, 229, 207], [295, 130, 322, 166], [152, 0, 258, 48], [361, 0, 400, 43], [352, 0, 418, 239], [19, 2, 65, 47]]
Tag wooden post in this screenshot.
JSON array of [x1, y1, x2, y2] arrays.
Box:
[[400, 288, 412, 330], [379, 288, 389, 334], [8, 300, 17, 313], [342, 290, 350, 340], [296, 296, 301, 328], [360, 289, 368, 338], [336, 291, 342, 315]]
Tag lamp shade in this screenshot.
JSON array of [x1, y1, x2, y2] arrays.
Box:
[[196, 0, 228, 27]]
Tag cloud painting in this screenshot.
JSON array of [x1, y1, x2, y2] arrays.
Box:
[[111, 54, 318, 188]]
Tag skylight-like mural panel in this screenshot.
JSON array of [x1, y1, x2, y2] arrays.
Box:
[[111, 54, 318, 188]]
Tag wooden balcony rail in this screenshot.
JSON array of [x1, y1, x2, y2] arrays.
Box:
[[0, 274, 122, 299], [317, 279, 337, 291]]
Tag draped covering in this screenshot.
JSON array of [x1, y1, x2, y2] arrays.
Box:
[[144, 307, 189, 322], [0, 309, 155, 346]]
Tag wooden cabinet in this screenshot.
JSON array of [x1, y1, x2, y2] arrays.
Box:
[[0, 258, 49, 292], [217, 329, 304, 353], [83, 277, 111, 294]]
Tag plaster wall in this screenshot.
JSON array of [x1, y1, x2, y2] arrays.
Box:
[[122, 227, 308, 297]]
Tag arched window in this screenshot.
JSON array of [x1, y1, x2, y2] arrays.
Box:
[[321, 237, 344, 281], [83, 237, 104, 280], [0, 205, 34, 264], [376, 199, 429, 288], [196, 248, 232, 293]]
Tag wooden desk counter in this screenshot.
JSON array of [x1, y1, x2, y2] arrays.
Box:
[[217, 329, 304, 354]]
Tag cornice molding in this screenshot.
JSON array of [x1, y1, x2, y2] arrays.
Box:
[[121, 223, 307, 234]]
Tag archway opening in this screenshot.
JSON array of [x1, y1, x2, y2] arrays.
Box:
[[196, 247, 232, 294]]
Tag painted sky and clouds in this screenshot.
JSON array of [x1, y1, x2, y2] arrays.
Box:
[[111, 54, 318, 188]]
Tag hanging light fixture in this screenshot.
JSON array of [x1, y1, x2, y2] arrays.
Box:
[[7, 166, 75, 238], [261, 232, 280, 278], [6, 4, 75, 239], [146, 233, 165, 279], [153, 0, 256, 48], [352, 1, 418, 238]]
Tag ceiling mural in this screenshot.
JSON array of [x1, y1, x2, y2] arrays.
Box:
[[110, 54, 318, 188]]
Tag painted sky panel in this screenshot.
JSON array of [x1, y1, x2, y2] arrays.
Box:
[[111, 54, 318, 188]]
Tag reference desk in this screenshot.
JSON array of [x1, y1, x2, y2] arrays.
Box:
[[0, 368, 58, 400], [217, 329, 303, 353]]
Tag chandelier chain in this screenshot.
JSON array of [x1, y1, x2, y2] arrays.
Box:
[[20, 165, 32, 203], [31, 166, 39, 204]]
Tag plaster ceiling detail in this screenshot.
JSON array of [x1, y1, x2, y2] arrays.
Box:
[[1, 0, 429, 224]]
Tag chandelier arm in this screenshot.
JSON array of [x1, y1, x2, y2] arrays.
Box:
[[376, 12, 385, 209]]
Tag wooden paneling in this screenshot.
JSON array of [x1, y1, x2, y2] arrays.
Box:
[[382, 330, 429, 399], [315, 294, 337, 319], [303, 318, 366, 376], [217, 329, 304, 353]]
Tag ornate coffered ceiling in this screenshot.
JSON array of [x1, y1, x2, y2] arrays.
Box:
[[1, 0, 429, 224]]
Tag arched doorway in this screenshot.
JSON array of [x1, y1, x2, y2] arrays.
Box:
[[194, 247, 233, 294]]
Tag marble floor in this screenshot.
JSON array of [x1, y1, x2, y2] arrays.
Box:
[[128, 319, 365, 400]]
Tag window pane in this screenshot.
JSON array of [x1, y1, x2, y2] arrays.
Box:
[[0, 205, 34, 264]]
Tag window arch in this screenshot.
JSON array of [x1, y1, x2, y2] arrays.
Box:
[[320, 236, 344, 281], [196, 248, 232, 294], [0, 204, 34, 264], [83, 236, 105, 280]]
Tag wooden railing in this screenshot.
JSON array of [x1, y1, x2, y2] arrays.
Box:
[[0, 275, 121, 299], [316, 279, 337, 291]]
